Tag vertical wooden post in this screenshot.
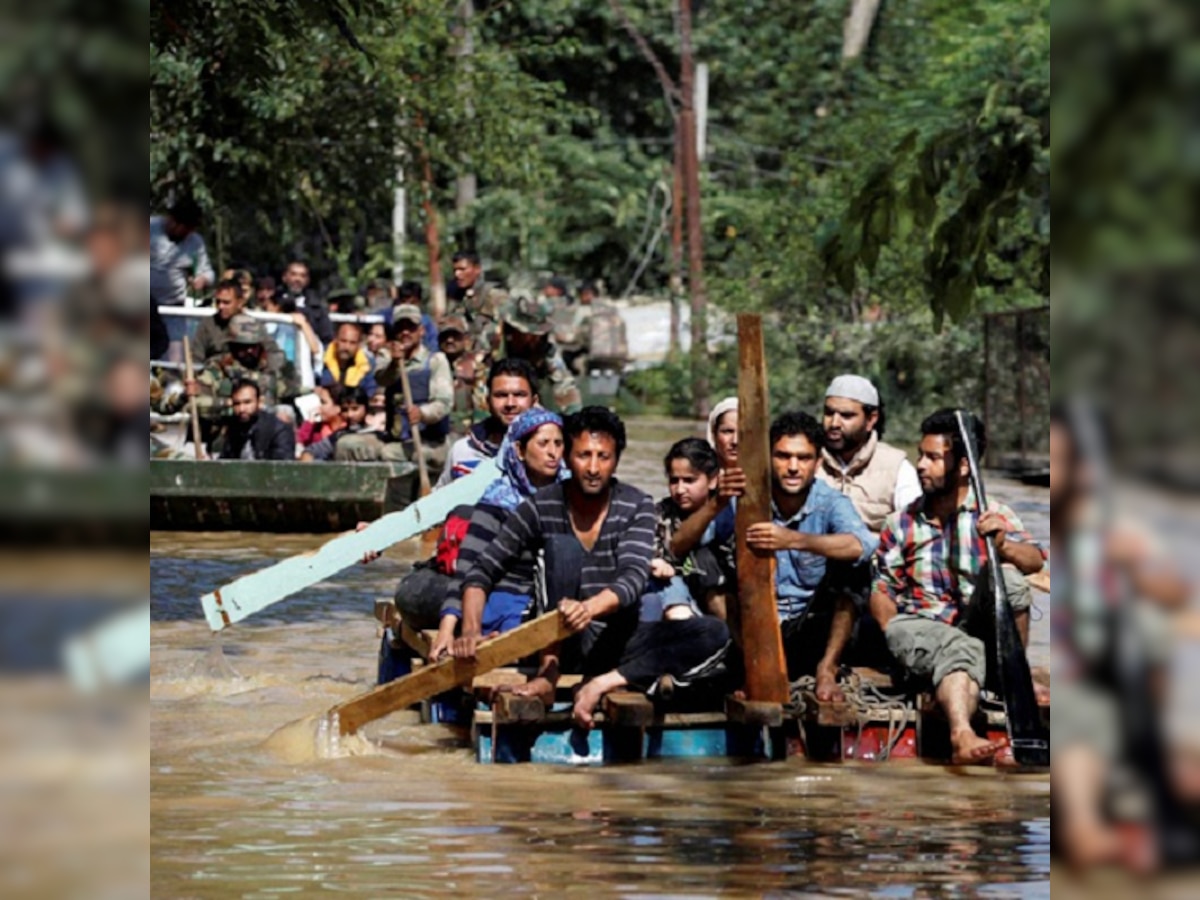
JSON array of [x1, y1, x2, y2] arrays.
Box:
[[733, 314, 788, 704]]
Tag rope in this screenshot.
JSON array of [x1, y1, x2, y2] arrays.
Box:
[[786, 670, 916, 762]]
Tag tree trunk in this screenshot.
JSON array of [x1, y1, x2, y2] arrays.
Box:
[[842, 0, 883, 62], [680, 0, 709, 419], [415, 121, 446, 316]]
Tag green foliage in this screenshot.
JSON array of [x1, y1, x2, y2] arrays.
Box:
[[626, 311, 986, 444], [818, 1, 1050, 326], [1, 2, 147, 195], [149, 0, 1050, 376]]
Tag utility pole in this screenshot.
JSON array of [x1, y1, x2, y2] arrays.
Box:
[[679, 0, 709, 419], [455, 0, 477, 217], [669, 130, 683, 356]]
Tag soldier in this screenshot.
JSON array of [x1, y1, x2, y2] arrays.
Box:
[[448, 250, 507, 354], [181, 314, 299, 420], [192, 280, 286, 373], [551, 281, 597, 375], [437, 314, 477, 436], [496, 295, 582, 415]]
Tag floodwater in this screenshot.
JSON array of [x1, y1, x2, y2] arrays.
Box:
[[151, 417, 1051, 898]]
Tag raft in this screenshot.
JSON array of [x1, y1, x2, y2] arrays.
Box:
[[376, 608, 1050, 768], [151, 458, 418, 532]]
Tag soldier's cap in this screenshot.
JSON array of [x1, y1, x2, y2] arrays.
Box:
[[503, 295, 553, 335], [391, 303, 424, 328], [392, 303, 423, 325], [227, 313, 266, 344], [437, 315, 468, 336]]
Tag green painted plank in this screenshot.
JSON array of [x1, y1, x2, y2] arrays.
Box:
[[199, 458, 498, 632]]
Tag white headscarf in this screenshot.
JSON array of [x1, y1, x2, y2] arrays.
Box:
[[706, 397, 739, 449]]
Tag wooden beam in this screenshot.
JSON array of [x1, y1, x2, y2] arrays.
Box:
[[199, 458, 498, 632], [399, 621, 432, 659], [493, 692, 547, 724], [725, 697, 783, 727], [603, 691, 656, 728], [734, 314, 789, 704], [329, 611, 571, 735]]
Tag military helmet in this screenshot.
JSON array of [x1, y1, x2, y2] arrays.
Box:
[[227, 313, 266, 344], [502, 295, 554, 335]]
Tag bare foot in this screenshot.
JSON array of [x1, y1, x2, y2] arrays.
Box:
[[815, 664, 845, 703], [1062, 821, 1127, 870], [993, 744, 1019, 769], [573, 680, 607, 730], [505, 676, 556, 707], [950, 729, 1009, 765]]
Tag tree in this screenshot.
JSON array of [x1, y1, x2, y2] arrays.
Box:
[[819, 1, 1050, 326]]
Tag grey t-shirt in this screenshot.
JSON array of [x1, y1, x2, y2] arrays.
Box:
[[150, 216, 213, 306]]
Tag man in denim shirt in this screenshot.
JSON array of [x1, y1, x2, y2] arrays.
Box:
[[746, 411, 878, 702]]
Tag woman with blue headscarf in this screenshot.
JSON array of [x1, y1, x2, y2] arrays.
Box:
[[428, 408, 566, 659]]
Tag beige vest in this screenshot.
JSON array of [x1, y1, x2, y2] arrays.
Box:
[[817, 432, 909, 532]]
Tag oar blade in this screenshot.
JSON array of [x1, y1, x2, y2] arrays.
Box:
[[199, 458, 499, 632]]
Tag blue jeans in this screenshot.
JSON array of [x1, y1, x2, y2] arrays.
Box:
[[639, 575, 700, 622], [481, 591, 531, 636]]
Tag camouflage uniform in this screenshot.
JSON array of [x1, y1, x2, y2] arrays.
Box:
[[447, 277, 508, 356], [549, 300, 595, 375], [476, 295, 582, 415], [185, 315, 299, 419], [438, 315, 478, 435], [193, 311, 287, 370]]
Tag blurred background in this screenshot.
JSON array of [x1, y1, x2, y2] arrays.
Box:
[[3, 0, 1200, 894], [1051, 0, 1200, 890], [0, 3, 147, 898]]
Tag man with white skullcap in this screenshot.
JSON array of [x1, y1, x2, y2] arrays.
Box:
[[817, 374, 921, 533]]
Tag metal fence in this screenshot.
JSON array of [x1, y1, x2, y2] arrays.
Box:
[[982, 306, 1050, 475]]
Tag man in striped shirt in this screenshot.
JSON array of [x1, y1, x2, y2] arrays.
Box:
[[871, 409, 1046, 764], [456, 407, 730, 727]]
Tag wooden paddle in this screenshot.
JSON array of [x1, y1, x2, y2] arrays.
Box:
[[328, 610, 572, 735], [398, 361, 432, 496], [396, 357, 443, 556], [199, 458, 498, 632], [182, 335, 207, 460], [954, 409, 1049, 768]]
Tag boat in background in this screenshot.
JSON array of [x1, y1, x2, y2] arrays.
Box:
[[151, 459, 418, 532]]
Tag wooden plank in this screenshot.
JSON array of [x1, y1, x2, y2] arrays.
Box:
[[493, 692, 547, 724], [726, 697, 783, 727], [199, 458, 498, 632], [603, 691, 656, 728], [733, 313, 789, 704], [471, 669, 530, 691], [329, 611, 572, 735], [400, 621, 433, 659]]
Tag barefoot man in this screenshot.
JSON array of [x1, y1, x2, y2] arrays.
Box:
[[744, 411, 878, 702], [870, 409, 1046, 765], [455, 406, 729, 727]]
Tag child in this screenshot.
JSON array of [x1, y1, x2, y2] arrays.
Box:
[[643, 438, 723, 622], [301, 385, 371, 461], [365, 387, 388, 432], [296, 384, 343, 449]]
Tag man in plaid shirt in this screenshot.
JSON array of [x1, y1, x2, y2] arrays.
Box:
[[871, 409, 1047, 764]]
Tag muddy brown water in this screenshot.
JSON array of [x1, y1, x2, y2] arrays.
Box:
[[151, 417, 1051, 897]]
